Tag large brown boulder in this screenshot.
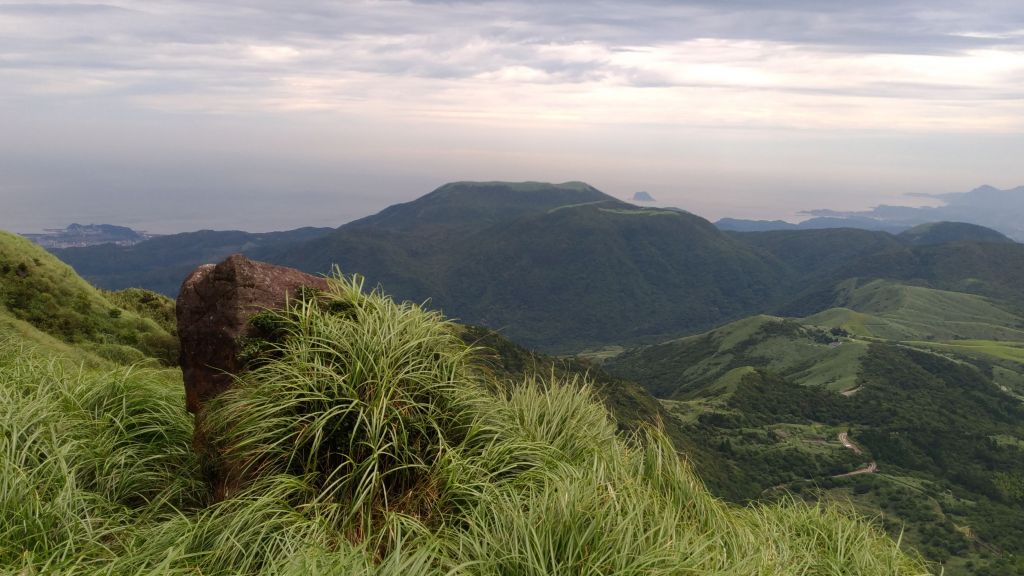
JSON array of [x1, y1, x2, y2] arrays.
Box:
[[176, 254, 328, 414]]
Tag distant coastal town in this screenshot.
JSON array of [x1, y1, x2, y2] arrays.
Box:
[[22, 224, 157, 249]]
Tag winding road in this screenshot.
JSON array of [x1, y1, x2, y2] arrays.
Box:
[[834, 432, 877, 477]]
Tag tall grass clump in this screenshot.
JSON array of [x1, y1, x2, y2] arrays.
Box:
[[0, 339, 200, 573], [1, 272, 934, 575], [200, 274, 502, 542]]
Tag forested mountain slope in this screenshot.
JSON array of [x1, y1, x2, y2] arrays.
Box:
[[46, 181, 1024, 355], [53, 227, 332, 296]]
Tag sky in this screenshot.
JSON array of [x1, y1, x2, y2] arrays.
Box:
[[2, 0, 1024, 233]]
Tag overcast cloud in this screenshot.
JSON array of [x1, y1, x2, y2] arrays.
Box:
[[2, 0, 1024, 232]]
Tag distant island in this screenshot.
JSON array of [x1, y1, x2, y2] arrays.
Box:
[[22, 223, 156, 249], [632, 191, 656, 202]]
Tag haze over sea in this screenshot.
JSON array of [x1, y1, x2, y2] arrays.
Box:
[[3, 1, 1024, 233]]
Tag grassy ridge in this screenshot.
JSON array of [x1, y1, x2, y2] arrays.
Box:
[[0, 231, 178, 365], [0, 273, 930, 575], [607, 314, 870, 398], [604, 280, 1024, 574], [813, 279, 1024, 342], [609, 280, 1024, 399]]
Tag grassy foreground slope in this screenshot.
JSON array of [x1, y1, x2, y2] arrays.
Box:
[[0, 273, 929, 575], [457, 324, 756, 500], [0, 231, 178, 365]]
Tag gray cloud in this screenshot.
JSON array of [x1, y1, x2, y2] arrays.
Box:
[[4, 1, 1023, 81], [1, 1, 1023, 233]]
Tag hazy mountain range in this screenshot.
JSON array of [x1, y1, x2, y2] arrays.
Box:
[[717, 184, 1024, 241], [52, 182, 1024, 352]]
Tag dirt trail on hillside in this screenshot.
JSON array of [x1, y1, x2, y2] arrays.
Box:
[[834, 432, 877, 477]]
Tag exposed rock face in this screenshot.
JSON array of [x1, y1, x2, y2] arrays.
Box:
[[176, 254, 328, 414]]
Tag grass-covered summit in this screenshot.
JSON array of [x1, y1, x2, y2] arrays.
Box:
[[0, 271, 930, 575]]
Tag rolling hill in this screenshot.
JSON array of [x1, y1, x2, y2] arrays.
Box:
[[607, 279, 1024, 398], [603, 278, 1024, 574], [897, 221, 1014, 246], [52, 227, 332, 296], [772, 240, 1024, 319], [52, 182, 791, 351], [44, 181, 1024, 356], [0, 231, 178, 365]]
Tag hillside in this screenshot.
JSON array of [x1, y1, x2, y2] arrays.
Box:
[[0, 259, 931, 575], [606, 314, 870, 399], [56, 182, 787, 351], [732, 228, 905, 276], [604, 279, 1024, 574], [46, 182, 1024, 355], [432, 202, 785, 350], [775, 241, 1024, 319], [897, 222, 1014, 246], [608, 278, 1024, 398], [0, 231, 178, 365], [732, 225, 1024, 317], [53, 227, 332, 296]]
